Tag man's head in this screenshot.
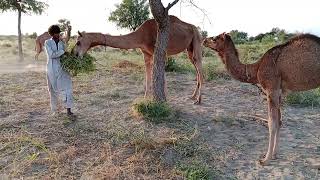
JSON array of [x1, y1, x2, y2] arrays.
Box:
[[48, 25, 61, 39]]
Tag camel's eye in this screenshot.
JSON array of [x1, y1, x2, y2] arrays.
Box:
[[76, 41, 80, 45]]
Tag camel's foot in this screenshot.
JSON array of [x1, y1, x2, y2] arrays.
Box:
[[258, 154, 272, 166], [190, 95, 197, 100], [258, 158, 270, 166], [193, 98, 201, 105], [261, 154, 277, 159], [190, 91, 198, 100], [144, 91, 152, 99]]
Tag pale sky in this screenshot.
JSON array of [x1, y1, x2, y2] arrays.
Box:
[[0, 0, 319, 37]]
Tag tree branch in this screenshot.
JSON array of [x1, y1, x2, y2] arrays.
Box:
[[181, 0, 212, 25], [166, 0, 179, 11]]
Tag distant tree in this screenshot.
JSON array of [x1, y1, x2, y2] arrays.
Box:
[[271, 28, 296, 42], [197, 26, 208, 39], [0, 0, 48, 61], [252, 33, 265, 42], [229, 30, 248, 44], [201, 30, 208, 39], [261, 34, 276, 43], [248, 36, 254, 42], [271, 27, 281, 35], [29, 32, 37, 39], [58, 18, 71, 32], [250, 28, 296, 43], [109, 0, 150, 31]]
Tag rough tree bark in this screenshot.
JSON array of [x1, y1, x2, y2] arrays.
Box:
[[149, 0, 179, 102], [17, 7, 23, 61]]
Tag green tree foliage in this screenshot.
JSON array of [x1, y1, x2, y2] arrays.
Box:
[[28, 32, 37, 39], [58, 18, 71, 32], [197, 26, 208, 39], [229, 30, 248, 44], [201, 30, 208, 39], [109, 0, 150, 31], [0, 0, 48, 61], [250, 28, 296, 43], [0, 0, 47, 14]]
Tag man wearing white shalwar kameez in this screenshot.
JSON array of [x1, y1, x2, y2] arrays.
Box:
[[45, 25, 74, 116]]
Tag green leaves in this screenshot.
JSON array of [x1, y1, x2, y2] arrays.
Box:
[[132, 99, 175, 123], [229, 30, 249, 44], [58, 19, 71, 32], [60, 52, 96, 77], [60, 44, 96, 76], [285, 89, 320, 107], [108, 0, 150, 31], [0, 0, 48, 14]]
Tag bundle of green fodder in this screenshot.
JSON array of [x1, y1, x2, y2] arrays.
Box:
[[60, 44, 96, 76]]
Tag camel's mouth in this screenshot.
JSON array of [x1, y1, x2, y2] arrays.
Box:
[[208, 45, 218, 52], [210, 46, 218, 51]]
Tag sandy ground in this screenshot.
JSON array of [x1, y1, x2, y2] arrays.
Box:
[[0, 63, 45, 74], [0, 63, 319, 179]]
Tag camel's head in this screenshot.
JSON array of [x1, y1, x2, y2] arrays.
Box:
[[73, 31, 91, 57], [203, 32, 230, 52]]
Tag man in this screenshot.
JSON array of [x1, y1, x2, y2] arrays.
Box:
[[44, 25, 74, 116]]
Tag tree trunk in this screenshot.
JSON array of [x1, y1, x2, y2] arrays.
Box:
[[152, 23, 168, 102], [17, 8, 23, 61], [149, 0, 179, 102]]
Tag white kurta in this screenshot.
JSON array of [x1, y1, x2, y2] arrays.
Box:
[[44, 38, 73, 112]]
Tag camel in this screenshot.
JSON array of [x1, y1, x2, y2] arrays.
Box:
[[203, 32, 320, 165], [73, 15, 203, 104], [35, 25, 72, 60]]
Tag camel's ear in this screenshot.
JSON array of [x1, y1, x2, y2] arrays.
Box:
[[78, 31, 83, 37], [221, 32, 226, 39]]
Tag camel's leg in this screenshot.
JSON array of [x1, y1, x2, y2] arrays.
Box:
[[35, 53, 40, 61], [35, 42, 41, 61], [193, 58, 203, 104], [190, 44, 203, 105], [187, 51, 199, 100], [187, 50, 203, 105], [143, 52, 152, 98], [259, 89, 281, 165], [272, 99, 282, 159]]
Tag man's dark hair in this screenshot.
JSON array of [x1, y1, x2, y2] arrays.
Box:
[[48, 25, 61, 36]]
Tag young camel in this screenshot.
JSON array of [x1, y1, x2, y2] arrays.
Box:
[[35, 25, 72, 60], [203, 32, 320, 165], [73, 15, 203, 104]]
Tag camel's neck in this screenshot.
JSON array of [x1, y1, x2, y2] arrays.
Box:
[[87, 31, 142, 50], [104, 31, 142, 49], [64, 29, 71, 44], [220, 40, 259, 84]]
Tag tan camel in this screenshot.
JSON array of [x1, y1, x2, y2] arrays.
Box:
[[35, 25, 72, 60], [203, 32, 320, 165], [74, 15, 203, 104]]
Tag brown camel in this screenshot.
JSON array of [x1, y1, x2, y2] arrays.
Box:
[[203, 32, 320, 165], [35, 25, 72, 60], [74, 15, 203, 104]]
